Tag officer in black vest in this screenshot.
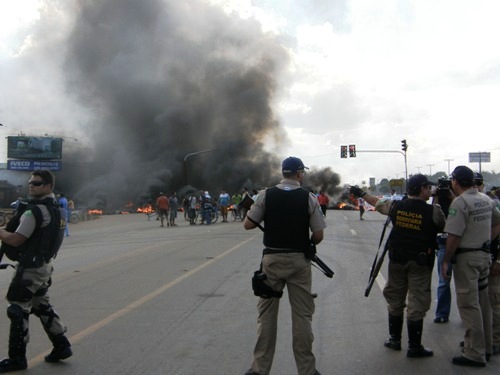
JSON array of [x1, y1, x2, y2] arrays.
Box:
[[0, 170, 72, 372], [351, 174, 445, 358], [243, 157, 327, 375]]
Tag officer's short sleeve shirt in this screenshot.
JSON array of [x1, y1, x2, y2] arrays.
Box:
[[445, 189, 500, 248]]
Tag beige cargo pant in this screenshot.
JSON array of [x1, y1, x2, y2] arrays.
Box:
[[249, 253, 316, 375], [453, 251, 492, 363], [383, 260, 432, 321]]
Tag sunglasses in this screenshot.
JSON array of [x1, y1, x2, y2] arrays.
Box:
[[28, 181, 45, 186]]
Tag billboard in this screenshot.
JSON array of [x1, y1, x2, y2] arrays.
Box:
[[7, 136, 63, 160], [469, 152, 490, 163]]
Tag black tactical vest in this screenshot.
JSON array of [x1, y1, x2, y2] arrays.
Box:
[[1, 197, 65, 267], [263, 187, 310, 250], [388, 199, 438, 253]]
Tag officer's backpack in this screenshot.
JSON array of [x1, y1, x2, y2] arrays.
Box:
[[0, 198, 65, 265]]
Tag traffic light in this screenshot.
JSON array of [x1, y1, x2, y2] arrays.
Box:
[[341, 145, 347, 158], [349, 144, 356, 157], [401, 139, 408, 152]]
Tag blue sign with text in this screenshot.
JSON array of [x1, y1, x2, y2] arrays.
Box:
[[7, 160, 62, 171]]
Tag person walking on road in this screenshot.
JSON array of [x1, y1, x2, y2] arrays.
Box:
[[0, 169, 72, 372], [441, 166, 500, 367], [351, 174, 445, 358], [243, 156, 326, 375]]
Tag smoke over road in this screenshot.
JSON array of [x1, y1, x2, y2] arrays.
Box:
[[53, 0, 341, 208]]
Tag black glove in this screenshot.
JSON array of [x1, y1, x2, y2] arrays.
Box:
[[350, 186, 366, 198]]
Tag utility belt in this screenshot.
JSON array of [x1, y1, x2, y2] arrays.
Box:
[[262, 248, 304, 255], [18, 254, 52, 269], [389, 247, 435, 268], [455, 248, 490, 255]]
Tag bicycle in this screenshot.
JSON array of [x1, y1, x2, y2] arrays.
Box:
[[230, 204, 243, 221]]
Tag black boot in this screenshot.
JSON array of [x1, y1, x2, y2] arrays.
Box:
[[45, 334, 72, 363], [384, 314, 403, 350], [0, 306, 28, 372], [407, 319, 433, 358]]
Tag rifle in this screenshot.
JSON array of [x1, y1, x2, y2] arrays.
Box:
[[247, 217, 334, 278], [306, 241, 334, 278], [364, 203, 395, 297]]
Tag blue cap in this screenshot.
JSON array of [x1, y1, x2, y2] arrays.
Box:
[[282, 157, 308, 174]]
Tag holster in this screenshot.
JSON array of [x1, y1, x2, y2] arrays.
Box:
[[252, 268, 283, 299]]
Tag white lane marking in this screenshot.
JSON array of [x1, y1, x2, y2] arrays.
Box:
[[28, 235, 258, 367]]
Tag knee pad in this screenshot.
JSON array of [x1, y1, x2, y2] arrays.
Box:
[[32, 303, 58, 329], [7, 304, 26, 322], [6, 284, 33, 303]]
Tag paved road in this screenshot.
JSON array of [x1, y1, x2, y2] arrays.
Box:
[[0, 210, 497, 374]]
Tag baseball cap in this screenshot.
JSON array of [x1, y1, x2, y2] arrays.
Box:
[[473, 172, 484, 185], [451, 166, 474, 185], [282, 157, 308, 174], [408, 174, 436, 191]]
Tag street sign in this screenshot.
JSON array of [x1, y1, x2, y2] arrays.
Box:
[[469, 152, 490, 163]]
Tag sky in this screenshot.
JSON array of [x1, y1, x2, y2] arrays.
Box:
[[0, 0, 499, 190]]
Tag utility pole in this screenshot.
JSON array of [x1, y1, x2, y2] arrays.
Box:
[[426, 164, 435, 176], [443, 159, 454, 176]]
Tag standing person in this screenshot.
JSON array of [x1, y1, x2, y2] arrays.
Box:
[[351, 174, 446, 358], [168, 192, 178, 226], [58, 193, 69, 237], [188, 194, 198, 225], [240, 187, 251, 219], [432, 179, 455, 324], [156, 192, 169, 227], [358, 197, 365, 220], [232, 191, 242, 219], [442, 166, 500, 367], [475, 173, 500, 356], [67, 197, 74, 226], [243, 156, 326, 375], [0, 169, 72, 372], [198, 191, 206, 224], [202, 191, 213, 225], [219, 189, 230, 222], [317, 191, 330, 217], [10, 197, 22, 212]]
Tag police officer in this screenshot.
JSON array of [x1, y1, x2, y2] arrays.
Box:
[[442, 166, 500, 367], [243, 157, 326, 375], [351, 174, 446, 358], [475, 172, 500, 356], [0, 170, 72, 372]]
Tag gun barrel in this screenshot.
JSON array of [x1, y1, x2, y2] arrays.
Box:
[[314, 256, 334, 278]]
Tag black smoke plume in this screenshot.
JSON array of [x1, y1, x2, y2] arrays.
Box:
[[54, 0, 340, 209]]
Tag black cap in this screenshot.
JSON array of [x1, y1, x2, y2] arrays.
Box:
[[473, 172, 484, 185], [451, 166, 474, 185], [408, 174, 435, 191]]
